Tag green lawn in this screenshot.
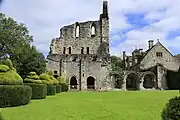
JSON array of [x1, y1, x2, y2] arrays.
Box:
[[1, 91, 179, 120]]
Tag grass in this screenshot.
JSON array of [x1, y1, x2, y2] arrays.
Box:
[[1, 90, 179, 120]]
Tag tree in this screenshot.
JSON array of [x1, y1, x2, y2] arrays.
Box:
[[0, 13, 46, 78], [11, 44, 46, 78], [110, 55, 124, 88], [0, 13, 33, 58]]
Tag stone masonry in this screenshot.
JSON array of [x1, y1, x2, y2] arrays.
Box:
[[46, 1, 112, 91]]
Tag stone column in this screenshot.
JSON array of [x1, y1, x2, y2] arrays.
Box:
[[122, 71, 126, 90], [157, 65, 163, 90], [139, 78, 145, 90]]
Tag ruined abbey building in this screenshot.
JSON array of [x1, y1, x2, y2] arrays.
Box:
[[46, 1, 113, 91], [122, 40, 180, 90]]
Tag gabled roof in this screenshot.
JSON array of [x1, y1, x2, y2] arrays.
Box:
[[141, 41, 174, 61]]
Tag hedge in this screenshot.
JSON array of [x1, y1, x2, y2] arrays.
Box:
[[0, 85, 32, 108], [161, 96, 180, 120], [56, 85, 61, 93], [24, 83, 47, 99], [24, 78, 42, 84], [60, 83, 68, 92], [47, 85, 56, 95], [0, 112, 3, 120]]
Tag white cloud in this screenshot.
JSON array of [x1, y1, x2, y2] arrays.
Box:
[[1, 0, 180, 57]]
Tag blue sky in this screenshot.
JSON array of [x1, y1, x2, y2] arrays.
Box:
[[1, 0, 180, 57]]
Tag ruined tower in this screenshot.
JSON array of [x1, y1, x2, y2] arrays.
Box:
[[46, 1, 112, 91]]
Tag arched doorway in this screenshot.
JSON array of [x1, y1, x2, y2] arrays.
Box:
[[143, 73, 156, 89], [126, 72, 139, 90], [87, 76, 95, 89], [70, 76, 78, 89]]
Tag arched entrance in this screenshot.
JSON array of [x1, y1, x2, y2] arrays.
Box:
[[87, 76, 95, 89], [125, 72, 139, 90], [70, 76, 78, 89], [143, 73, 156, 89]]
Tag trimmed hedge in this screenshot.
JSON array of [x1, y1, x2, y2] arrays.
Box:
[[56, 85, 61, 93], [0, 85, 32, 108], [161, 96, 180, 120], [24, 83, 47, 99], [47, 85, 56, 95], [24, 78, 42, 84], [60, 83, 68, 92], [0, 112, 3, 120]]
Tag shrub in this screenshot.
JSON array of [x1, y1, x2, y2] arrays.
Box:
[[0, 65, 10, 72], [47, 85, 56, 95], [56, 85, 61, 93], [0, 66, 23, 85], [39, 73, 51, 80], [27, 72, 39, 80], [3, 58, 13, 69], [60, 83, 68, 92], [24, 83, 47, 99], [0, 112, 3, 120], [161, 96, 180, 120], [24, 78, 42, 84], [0, 85, 32, 107]]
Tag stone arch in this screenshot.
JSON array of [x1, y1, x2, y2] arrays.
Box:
[[141, 71, 157, 89], [124, 72, 140, 90], [69, 76, 78, 89], [87, 76, 95, 89]]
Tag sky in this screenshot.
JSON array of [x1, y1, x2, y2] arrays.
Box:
[[1, 0, 180, 58]]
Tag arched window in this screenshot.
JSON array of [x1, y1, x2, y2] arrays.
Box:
[[91, 25, 96, 36], [87, 47, 89, 54], [63, 47, 66, 54], [81, 47, 84, 54], [75, 24, 80, 38]]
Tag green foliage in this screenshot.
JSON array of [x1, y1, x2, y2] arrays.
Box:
[[24, 83, 47, 99], [0, 66, 23, 85], [0, 112, 3, 120], [3, 58, 13, 69], [39, 73, 51, 80], [0, 85, 32, 107], [0, 64, 10, 72], [24, 78, 42, 84], [0, 13, 46, 79], [161, 96, 180, 120], [60, 83, 68, 92], [26, 72, 39, 80], [39, 73, 59, 85], [56, 85, 61, 93], [110, 56, 124, 88], [57, 75, 66, 84], [47, 85, 56, 96]]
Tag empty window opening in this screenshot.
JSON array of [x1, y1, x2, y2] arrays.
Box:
[[54, 71, 57, 75], [91, 25, 96, 36], [81, 47, 84, 54], [69, 47, 71, 54], [156, 52, 163, 57], [75, 24, 80, 38], [87, 47, 89, 54], [63, 47, 66, 54]]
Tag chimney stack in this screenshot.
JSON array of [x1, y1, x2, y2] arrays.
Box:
[[148, 40, 154, 49]]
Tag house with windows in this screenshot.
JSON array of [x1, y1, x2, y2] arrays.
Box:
[[122, 40, 180, 90], [46, 1, 113, 91]]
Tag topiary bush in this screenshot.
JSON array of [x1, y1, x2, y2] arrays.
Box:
[[0, 65, 23, 85], [47, 85, 56, 95], [161, 96, 180, 120], [24, 83, 47, 99], [0, 85, 32, 108], [57, 75, 68, 92], [26, 72, 40, 80], [0, 59, 32, 107], [56, 85, 61, 93]]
